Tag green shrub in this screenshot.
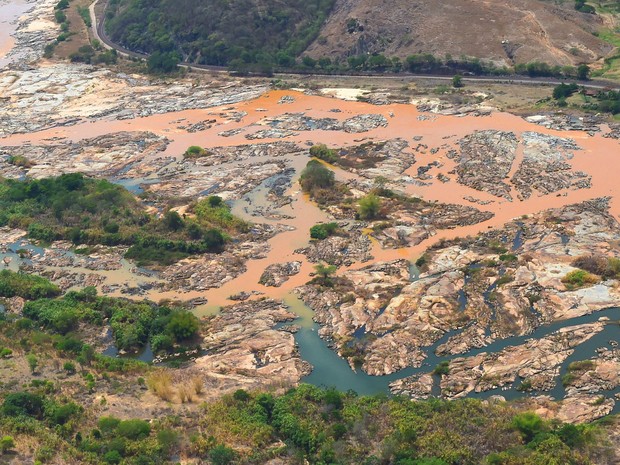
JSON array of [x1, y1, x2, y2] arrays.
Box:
[[511, 412, 546, 443], [358, 194, 381, 220], [0, 436, 15, 453], [433, 361, 450, 376], [209, 444, 237, 465], [98, 416, 121, 434], [184, 145, 209, 159], [166, 311, 200, 341], [103, 450, 122, 464], [46, 402, 79, 425], [300, 160, 335, 192], [309, 222, 338, 240], [561, 269, 598, 290], [117, 419, 151, 440], [0, 270, 61, 300], [2, 392, 44, 418], [309, 144, 338, 163]]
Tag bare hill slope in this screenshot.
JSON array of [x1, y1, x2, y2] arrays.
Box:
[[305, 0, 614, 66]]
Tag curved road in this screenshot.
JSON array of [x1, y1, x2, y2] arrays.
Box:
[[89, 0, 620, 90]]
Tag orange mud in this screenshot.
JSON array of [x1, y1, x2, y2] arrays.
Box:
[[2, 89, 619, 312]]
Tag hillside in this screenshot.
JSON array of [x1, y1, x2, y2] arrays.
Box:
[[305, 0, 614, 67], [104, 0, 617, 70], [105, 0, 336, 68]]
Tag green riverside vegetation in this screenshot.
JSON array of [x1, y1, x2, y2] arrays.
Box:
[[0, 174, 247, 266], [0, 271, 617, 463], [0, 270, 199, 353]]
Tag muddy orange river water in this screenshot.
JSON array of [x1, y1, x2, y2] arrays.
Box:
[[2, 89, 620, 312]]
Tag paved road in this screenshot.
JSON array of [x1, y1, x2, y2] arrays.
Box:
[[90, 0, 620, 91]]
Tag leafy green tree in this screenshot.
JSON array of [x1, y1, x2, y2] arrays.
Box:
[[314, 263, 337, 280], [452, 74, 463, 88], [166, 312, 200, 341], [117, 419, 151, 440], [2, 392, 44, 417], [511, 412, 546, 443], [299, 161, 335, 192], [358, 194, 381, 220], [577, 63, 590, 80], [147, 51, 180, 73], [309, 222, 338, 240], [163, 210, 184, 231]]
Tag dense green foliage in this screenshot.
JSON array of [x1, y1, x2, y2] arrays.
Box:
[[584, 89, 620, 114], [309, 144, 338, 164], [192, 384, 611, 464], [300, 160, 335, 192], [575, 0, 596, 14], [22, 286, 200, 351], [0, 383, 614, 463], [0, 294, 616, 465], [310, 222, 339, 240], [561, 269, 599, 290], [105, 0, 335, 71], [102, 0, 594, 79], [0, 270, 61, 300], [552, 83, 579, 100], [357, 194, 382, 220], [0, 175, 243, 266]]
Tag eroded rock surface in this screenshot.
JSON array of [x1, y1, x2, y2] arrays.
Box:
[[195, 299, 310, 392], [455, 130, 518, 200]]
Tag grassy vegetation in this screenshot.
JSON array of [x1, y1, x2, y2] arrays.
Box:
[[0, 175, 246, 266], [562, 360, 596, 386], [0, 270, 200, 354], [572, 255, 620, 279], [561, 269, 599, 290]]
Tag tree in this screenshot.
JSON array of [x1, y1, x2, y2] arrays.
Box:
[[314, 263, 337, 279], [166, 311, 200, 341], [26, 354, 38, 374], [452, 74, 463, 88], [299, 161, 335, 192], [163, 210, 184, 231], [577, 64, 590, 80], [358, 194, 381, 220], [147, 51, 180, 74], [511, 412, 546, 442]]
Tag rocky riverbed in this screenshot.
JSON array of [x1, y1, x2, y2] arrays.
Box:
[[2, 0, 620, 422]]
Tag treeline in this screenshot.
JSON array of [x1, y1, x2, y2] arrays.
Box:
[[289, 53, 591, 80], [0, 174, 247, 266]]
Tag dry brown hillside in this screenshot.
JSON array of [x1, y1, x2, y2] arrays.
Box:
[[305, 0, 614, 66]]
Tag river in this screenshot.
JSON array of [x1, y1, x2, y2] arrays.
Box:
[[0, 4, 618, 406], [0, 0, 32, 68]]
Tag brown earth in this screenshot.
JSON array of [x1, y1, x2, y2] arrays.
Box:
[[306, 0, 613, 67]]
